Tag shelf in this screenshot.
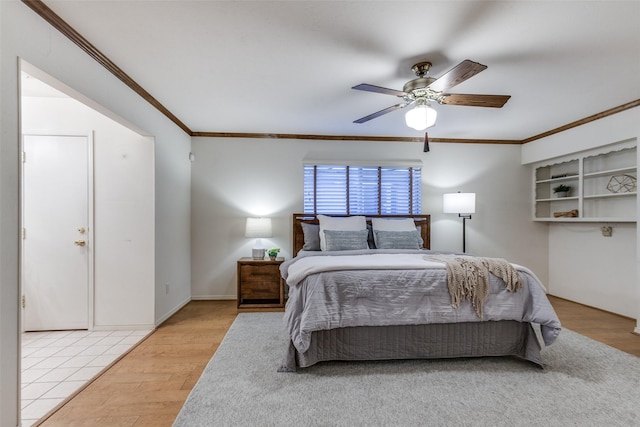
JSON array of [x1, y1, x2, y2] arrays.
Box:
[[535, 196, 579, 202], [583, 166, 636, 179], [532, 142, 637, 223], [533, 217, 637, 223], [583, 192, 636, 199], [535, 175, 579, 184]]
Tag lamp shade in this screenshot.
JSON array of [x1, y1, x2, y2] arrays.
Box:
[[245, 217, 272, 238], [405, 104, 437, 130], [443, 193, 476, 214]]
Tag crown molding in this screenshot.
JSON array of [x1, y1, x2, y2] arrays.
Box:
[[520, 99, 640, 144], [190, 132, 520, 144]]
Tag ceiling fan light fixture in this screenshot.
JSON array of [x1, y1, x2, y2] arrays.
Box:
[[405, 103, 437, 130]]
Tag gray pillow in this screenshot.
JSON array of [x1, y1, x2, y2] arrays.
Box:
[[373, 230, 422, 250], [323, 229, 369, 251], [301, 222, 321, 251]]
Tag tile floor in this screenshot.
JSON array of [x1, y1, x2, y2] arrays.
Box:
[[21, 328, 152, 426]]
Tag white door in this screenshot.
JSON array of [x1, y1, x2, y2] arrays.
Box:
[[22, 133, 92, 331]]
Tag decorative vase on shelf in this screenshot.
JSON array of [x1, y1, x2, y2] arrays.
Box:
[[555, 191, 568, 198]]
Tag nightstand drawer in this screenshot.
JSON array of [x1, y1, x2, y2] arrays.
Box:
[[239, 264, 280, 282], [240, 281, 280, 300]]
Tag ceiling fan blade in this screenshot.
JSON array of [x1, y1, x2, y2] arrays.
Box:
[[353, 103, 407, 124], [427, 60, 487, 92], [352, 83, 407, 97], [441, 94, 511, 108]]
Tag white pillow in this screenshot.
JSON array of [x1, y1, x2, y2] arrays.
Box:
[[371, 218, 421, 247], [317, 215, 367, 251], [371, 218, 417, 231]]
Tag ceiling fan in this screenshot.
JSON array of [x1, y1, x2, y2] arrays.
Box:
[[352, 59, 511, 130]]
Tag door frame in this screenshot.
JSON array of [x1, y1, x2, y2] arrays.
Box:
[[20, 130, 95, 332]]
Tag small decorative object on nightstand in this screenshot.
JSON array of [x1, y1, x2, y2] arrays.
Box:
[[237, 257, 284, 309], [267, 248, 280, 261]]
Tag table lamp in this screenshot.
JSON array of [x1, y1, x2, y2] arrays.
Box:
[[245, 217, 272, 259]]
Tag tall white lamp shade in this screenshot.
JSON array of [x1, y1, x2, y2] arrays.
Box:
[[245, 217, 272, 259], [443, 192, 476, 253], [443, 193, 476, 214]]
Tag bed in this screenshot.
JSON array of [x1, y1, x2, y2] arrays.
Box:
[[278, 213, 561, 372]]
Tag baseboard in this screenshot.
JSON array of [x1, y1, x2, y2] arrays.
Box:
[[634, 327, 640, 336], [155, 295, 191, 326], [191, 295, 236, 300]]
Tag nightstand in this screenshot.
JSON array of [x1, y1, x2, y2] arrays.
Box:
[[237, 257, 284, 309]]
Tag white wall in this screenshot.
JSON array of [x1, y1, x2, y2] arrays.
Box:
[[1, 1, 192, 424], [22, 95, 155, 329], [190, 137, 548, 299], [548, 223, 636, 317], [522, 108, 640, 319]]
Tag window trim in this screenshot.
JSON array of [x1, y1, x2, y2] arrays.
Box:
[[303, 159, 422, 168], [304, 161, 422, 215]]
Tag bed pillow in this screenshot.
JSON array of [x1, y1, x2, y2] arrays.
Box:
[[300, 222, 321, 251], [318, 215, 367, 251], [323, 229, 369, 251], [371, 218, 424, 247], [373, 230, 422, 250]]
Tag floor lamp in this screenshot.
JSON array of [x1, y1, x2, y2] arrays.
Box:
[[443, 192, 476, 253]]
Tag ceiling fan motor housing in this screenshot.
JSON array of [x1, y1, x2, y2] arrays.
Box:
[[403, 77, 436, 94], [404, 61, 436, 94]]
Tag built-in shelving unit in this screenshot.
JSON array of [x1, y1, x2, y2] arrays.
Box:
[[533, 140, 637, 222]]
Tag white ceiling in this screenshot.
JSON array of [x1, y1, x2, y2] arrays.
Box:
[[38, 0, 640, 141]]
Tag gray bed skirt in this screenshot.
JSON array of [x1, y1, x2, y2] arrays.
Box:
[[279, 320, 543, 372]]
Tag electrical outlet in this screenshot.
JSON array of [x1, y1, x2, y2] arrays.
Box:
[[601, 226, 612, 237], [165, 284, 170, 294]]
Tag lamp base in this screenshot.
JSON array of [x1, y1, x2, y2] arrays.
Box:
[[251, 248, 265, 260]]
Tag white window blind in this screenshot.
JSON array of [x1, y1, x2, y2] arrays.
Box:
[[303, 164, 421, 214]]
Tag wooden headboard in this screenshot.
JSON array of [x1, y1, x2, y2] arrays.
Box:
[[292, 213, 431, 255]]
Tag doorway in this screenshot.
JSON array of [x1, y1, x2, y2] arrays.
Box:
[[21, 132, 94, 331], [20, 62, 155, 333], [19, 62, 156, 424]]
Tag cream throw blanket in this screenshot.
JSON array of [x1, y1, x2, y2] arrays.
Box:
[[424, 255, 522, 318]]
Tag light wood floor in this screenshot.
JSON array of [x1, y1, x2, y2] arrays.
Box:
[[38, 297, 639, 426], [547, 295, 640, 356], [38, 301, 238, 427]]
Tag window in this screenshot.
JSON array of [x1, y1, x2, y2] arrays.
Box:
[[303, 164, 422, 214]]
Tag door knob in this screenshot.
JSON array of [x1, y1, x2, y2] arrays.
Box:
[[74, 240, 86, 247], [78, 227, 86, 234]]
